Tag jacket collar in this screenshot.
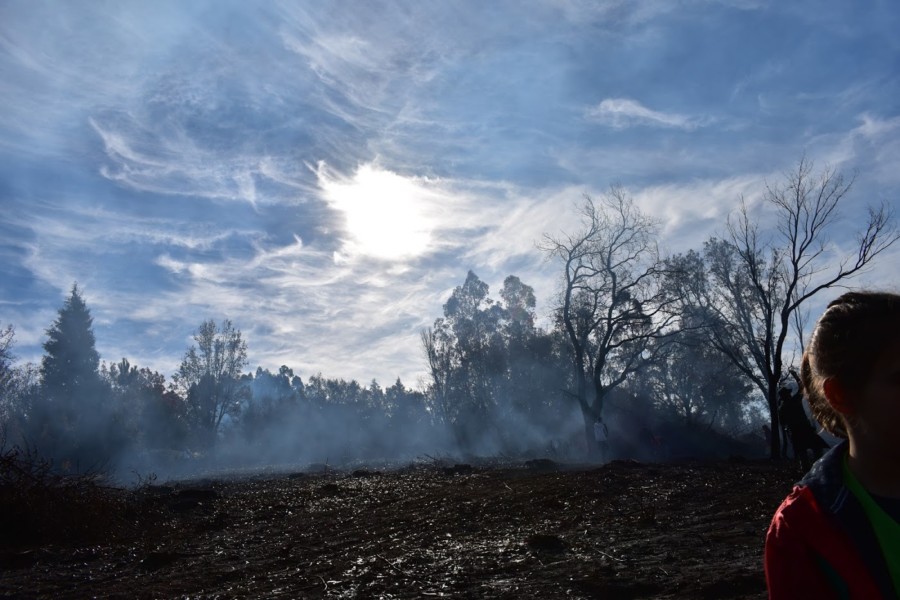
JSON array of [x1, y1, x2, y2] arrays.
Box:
[[798, 439, 852, 515]]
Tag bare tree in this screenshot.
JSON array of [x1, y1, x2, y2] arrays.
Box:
[[701, 158, 898, 458], [541, 188, 681, 454]]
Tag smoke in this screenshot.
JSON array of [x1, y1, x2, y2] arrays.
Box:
[[1, 355, 768, 485], [111, 366, 590, 483], [0, 273, 768, 485]]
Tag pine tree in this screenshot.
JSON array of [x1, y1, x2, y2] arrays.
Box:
[[41, 284, 101, 405], [36, 284, 110, 467]]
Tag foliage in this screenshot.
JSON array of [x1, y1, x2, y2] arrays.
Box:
[[104, 358, 186, 451], [40, 284, 101, 403], [422, 271, 574, 453], [637, 333, 755, 430], [29, 285, 121, 469], [0, 361, 40, 441], [0, 324, 19, 427], [173, 319, 249, 447]]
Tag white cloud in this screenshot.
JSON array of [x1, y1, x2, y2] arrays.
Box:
[[549, 0, 679, 27], [631, 174, 768, 250], [854, 113, 900, 139], [109, 163, 575, 382], [276, 4, 452, 136], [459, 184, 584, 264], [90, 117, 301, 206], [805, 112, 900, 189], [587, 98, 708, 130]]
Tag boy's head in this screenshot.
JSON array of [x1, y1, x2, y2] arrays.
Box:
[[801, 291, 900, 439]]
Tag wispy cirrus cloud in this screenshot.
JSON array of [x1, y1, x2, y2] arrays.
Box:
[[90, 116, 309, 207], [833, 113, 900, 186], [550, 0, 767, 27], [586, 98, 710, 130], [1, 0, 898, 387]]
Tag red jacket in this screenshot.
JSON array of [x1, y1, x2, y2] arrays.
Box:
[[765, 441, 895, 598]]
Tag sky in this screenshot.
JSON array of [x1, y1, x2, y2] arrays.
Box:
[[1, 0, 899, 387]]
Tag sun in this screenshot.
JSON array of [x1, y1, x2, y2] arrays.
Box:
[[318, 163, 435, 261]]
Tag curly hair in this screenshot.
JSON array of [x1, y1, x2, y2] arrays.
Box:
[[800, 291, 900, 438]]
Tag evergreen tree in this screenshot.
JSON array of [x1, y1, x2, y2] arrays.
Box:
[[41, 284, 101, 403], [35, 284, 110, 468]]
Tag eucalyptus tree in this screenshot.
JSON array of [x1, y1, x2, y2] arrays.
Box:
[[498, 275, 539, 417], [422, 271, 504, 447], [104, 358, 178, 450], [0, 323, 19, 431], [541, 188, 682, 453], [1, 362, 40, 443], [422, 271, 570, 451]]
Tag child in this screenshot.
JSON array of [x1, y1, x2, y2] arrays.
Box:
[[765, 291, 900, 598]]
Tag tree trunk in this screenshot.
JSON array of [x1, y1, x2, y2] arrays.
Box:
[[581, 406, 596, 458], [767, 385, 782, 459], [581, 381, 607, 460]]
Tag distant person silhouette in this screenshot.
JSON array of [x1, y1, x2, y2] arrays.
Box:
[[639, 425, 664, 461], [778, 372, 829, 471], [593, 417, 609, 463]]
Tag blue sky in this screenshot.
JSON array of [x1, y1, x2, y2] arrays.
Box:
[[2, 0, 899, 386]]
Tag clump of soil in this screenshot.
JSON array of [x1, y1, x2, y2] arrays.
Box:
[[0, 458, 800, 599]]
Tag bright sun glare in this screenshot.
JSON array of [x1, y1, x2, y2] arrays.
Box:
[[319, 164, 435, 261]]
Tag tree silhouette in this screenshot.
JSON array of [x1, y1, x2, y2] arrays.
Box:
[[694, 158, 898, 458], [36, 284, 111, 467], [0, 323, 15, 406], [105, 358, 184, 451], [541, 189, 681, 456], [41, 284, 100, 403], [173, 319, 249, 447], [423, 271, 573, 453]]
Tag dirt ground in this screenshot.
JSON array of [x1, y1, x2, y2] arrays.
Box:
[[0, 457, 800, 599]]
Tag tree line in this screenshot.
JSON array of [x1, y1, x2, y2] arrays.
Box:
[[0, 293, 441, 474], [0, 158, 896, 473]]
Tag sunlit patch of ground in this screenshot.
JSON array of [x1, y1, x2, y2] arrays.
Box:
[[0, 458, 800, 599]]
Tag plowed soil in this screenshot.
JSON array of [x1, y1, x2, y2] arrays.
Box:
[[0, 458, 799, 599]]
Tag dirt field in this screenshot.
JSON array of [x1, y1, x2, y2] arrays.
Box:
[[0, 458, 800, 599]]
